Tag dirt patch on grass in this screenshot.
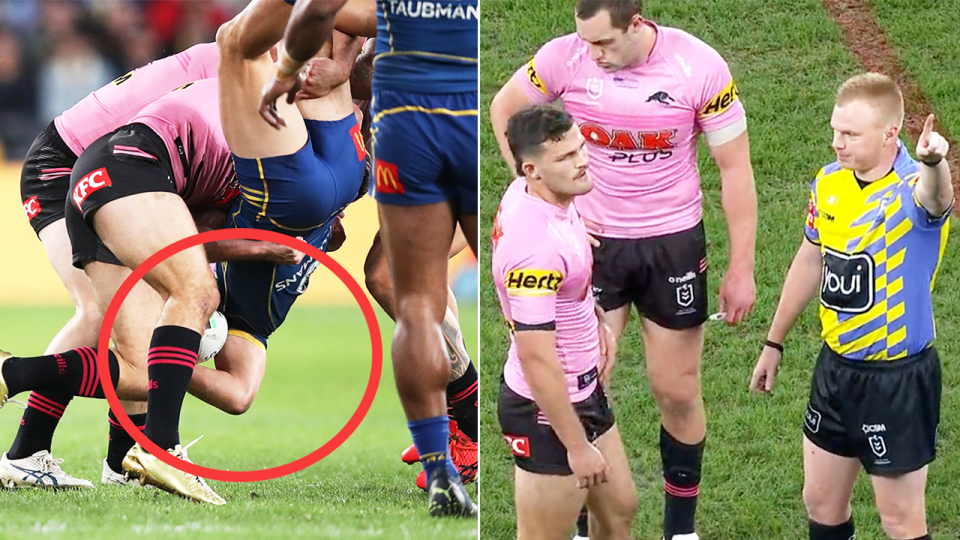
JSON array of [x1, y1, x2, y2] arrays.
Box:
[[822, 0, 959, 190]]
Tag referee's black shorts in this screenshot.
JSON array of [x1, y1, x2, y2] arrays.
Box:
[[803, 344, 941, 475]]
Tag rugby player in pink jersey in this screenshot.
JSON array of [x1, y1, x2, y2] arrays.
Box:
[[0, 78, 240, 504], [491, 2, 757, 538], [494, 106, 637, 539]]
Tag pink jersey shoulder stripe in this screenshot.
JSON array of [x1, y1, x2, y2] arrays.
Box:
[[113, 145, 158, 160]]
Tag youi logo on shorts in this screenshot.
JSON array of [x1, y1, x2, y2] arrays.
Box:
[[820, 248, 874, 314], [72, 168, 112, 209]]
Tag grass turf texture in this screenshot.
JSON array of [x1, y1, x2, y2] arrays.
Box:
[[479, 1, 960, 538], [0, 304, 478, 539]]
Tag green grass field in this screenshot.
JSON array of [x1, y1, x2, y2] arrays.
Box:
[[479, 1, 960, 539], [0, 303, 478, 539]]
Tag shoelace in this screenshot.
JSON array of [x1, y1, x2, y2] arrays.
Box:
[[1, 397, 27, 410], [38, 454, 66, 474], [174, 436, 215, 490]]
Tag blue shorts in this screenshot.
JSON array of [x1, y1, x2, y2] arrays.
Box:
[[217, 114, 366, 347], [370, 89, 478, 214]]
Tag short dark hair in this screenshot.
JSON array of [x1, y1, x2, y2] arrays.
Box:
[[506, 106, 575, 177], [575, 0, 642, 30]]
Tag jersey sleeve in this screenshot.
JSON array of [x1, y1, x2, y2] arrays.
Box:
[[184, 42, 220, 80], [693, 47, 746, 144], [501, 245, 566, 330], [804, 177, 821, 245], [509, 39, 566, 104], [905, 172, 954, 230]]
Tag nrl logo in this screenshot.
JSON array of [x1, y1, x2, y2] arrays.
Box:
[[586, 77, 604, 100]]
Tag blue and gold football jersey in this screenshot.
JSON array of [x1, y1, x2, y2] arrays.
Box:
[[373, 0, 478, 93], [804, 143, 950, 361]]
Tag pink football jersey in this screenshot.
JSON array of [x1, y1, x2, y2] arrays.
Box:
[[130, 78, 237, 208], [512, 22, 746, 239], [493, 178, 600, 403], [55, 42, 219, 156]]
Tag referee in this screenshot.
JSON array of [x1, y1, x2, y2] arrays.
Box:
[[750, 73, 952, 540]]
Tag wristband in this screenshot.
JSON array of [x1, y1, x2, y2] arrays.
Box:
[[922, 156, 943, 167], [277, 45, 305, 77], [763, 340, 784, 354]]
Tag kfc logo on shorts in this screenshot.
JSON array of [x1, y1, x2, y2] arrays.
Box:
[[23, 196, 41, 221], [503, 434, 531, 458], [72, 168, 113, 210]]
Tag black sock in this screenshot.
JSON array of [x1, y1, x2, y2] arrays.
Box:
[[107, 410, 146, 473], [576, 505, 589, 537], [2, 348, 119, 398], [144, 325, 200, 451], [809, 518, 855, 540], [446, 362, 478, 441], [662, 426, 703, 538], [902, 536, 930, 540], [7, 392, 73, 459]]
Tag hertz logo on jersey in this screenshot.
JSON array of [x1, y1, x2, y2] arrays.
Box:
[[526, 59, 547, 94], [504, 269, 563, 296], [699, 79, 740, 118]]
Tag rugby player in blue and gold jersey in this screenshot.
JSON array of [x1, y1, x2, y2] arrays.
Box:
[[750, 73, 952, 540], [259, 0, 478, 518]]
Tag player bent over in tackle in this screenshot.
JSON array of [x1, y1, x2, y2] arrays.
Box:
[[750, 73, 952, 540], [494, 107, 637, 540]]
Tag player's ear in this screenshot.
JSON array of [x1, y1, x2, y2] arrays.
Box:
[[521, 161, 538, 180]]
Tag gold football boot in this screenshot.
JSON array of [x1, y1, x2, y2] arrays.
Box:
[[122, 440, 225, 505]]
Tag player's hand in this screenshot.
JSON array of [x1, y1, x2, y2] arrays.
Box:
[[296, 57, 349, 100], [583, 218, 602, 247], [259, 71, 303, 129], [328, 214, 347, 252], [597, 322, 616, 390], [568, 443, 609, 489], [268, 238, 306, 265], [718, 265, 755, 325], [916, 114, 949, 164], [749, 346, 782, 394]]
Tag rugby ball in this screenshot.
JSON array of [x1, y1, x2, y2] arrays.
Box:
[[198, 311, 228, 363]]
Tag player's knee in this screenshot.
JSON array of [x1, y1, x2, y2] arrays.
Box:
[[75, 301, 104, 336], [802, 485, 849, 524], [222, 388, 257, 415], [363, 255, 392, 308], [650, 374, 700, 416], [876, 495, 923, 538]]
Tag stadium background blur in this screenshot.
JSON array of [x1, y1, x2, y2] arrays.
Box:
[[0, 0, 479, 306]]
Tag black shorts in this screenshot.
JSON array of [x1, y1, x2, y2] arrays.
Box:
[[65, 124, 175, 268], [803, 344, 941, 475], [591, 221, 708, 329], [498, 381, 615, 475], [20, 121, 79, 236]]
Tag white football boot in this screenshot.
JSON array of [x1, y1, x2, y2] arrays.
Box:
[[0, 450, 93, 488], [101, 458, 140, 486]]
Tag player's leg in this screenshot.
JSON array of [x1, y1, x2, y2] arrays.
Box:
[[216, 0, 307, 160], [871, 469, 929, 539], [802, 436, 860, 539], [188, 335, 267, 415], [585, 424, 638, 540], [515, 467, 589, 540], [634, 223, 711, 540]]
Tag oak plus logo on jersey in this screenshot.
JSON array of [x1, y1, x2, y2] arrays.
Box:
[[579, 123, 676, 164], [820, 248, 874, 313], [504, 269, 564, 296], [23, 196, 41, 221], [503, 434, 531, 458], [72, 167, 113, 209]]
